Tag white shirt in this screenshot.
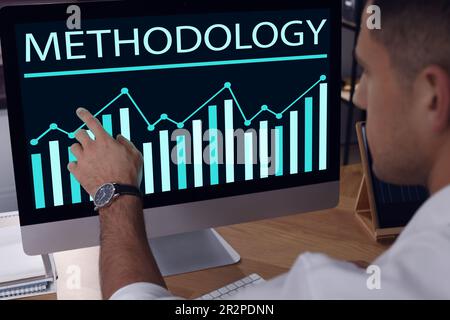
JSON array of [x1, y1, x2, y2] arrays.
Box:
[[110, 185, 450, 300]]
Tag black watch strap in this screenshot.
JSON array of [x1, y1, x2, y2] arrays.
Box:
[[113, 183, 142, 198]]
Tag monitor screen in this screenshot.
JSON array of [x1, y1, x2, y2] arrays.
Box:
[[2, 1, 340, 226]]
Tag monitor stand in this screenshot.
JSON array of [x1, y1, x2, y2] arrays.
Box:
[[148, 228, 241, 276]]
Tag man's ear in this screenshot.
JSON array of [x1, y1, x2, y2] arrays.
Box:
[[416, 66, 450, 134]]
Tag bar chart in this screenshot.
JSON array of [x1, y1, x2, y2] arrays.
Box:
[[29, 75, 329, 209]]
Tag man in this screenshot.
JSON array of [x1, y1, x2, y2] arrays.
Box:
[[68, 0, 450, 299]]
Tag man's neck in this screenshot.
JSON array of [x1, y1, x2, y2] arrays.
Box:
[[427, 139, 450, 195]]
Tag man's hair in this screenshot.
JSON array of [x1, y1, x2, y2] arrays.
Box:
[[370, 0, 450, 80]]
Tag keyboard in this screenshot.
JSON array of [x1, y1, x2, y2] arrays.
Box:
[[196, 273, 265, 300]]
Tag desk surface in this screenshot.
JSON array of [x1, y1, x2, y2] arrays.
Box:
[[52, 164, 392, 300]]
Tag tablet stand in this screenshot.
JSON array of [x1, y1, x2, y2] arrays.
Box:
[[355, 122, 402, 242]]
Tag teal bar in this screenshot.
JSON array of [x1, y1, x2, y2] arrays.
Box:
[[305, 97, 313, 173], [102, 114, 113, 136], [86, 128, 95, 200], [176, 136, 187, 190], [120, 108, 131, 140], [319, 83, 328, 170], [159, 131, 171, 192], [85, 132, 94, 200], [49, 140, 64, 206], [143, 143, 154, 194], [208, 105, 219, 185], [87, 130, 95, 140], [275, 126, 284, 176], [244, 132, 254, 181], [224, 99, 234, 183], [68, 148, 81, 204], [259, 121, 269, 178], [24, 54, 328, 79], [290, 111, 298, 175], [192, 120, 203, 188], [31, 154, 45, 209]]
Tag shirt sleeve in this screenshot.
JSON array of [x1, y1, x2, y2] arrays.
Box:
[[230, 226, 450, 299], [110, 282, 183, 300], [227, 252, 367, 300]]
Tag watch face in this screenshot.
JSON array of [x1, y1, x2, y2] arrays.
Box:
[[94, 183, 116, 208]]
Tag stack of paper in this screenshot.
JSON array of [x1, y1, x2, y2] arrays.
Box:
[[0, 211, 56, 300]]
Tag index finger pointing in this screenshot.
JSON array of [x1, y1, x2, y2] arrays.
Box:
[[76, 108, 107, 138]]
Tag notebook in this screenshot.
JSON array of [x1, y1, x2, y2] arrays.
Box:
[[0, 211, 56, 300]]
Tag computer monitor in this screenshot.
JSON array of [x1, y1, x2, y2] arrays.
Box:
[[0, 0, 341, 267]]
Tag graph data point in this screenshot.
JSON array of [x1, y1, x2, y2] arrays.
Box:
[[320, 75, 327, 81], [276, 114, 283, 120], [160, 113, 168, 120], [147, 125, 155, 132], [244, 120, 251, 126], [50, 123, 58, 130], [68, 132, 76, 139], [261, 105, 268, 111], [30, 139, 38, 146], [224, 82, 231, 89], [121, 88, 129, 94], [177, 123, 184, 129]]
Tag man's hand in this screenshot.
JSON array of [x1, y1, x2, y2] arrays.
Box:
[[67, 107, 143, 197], [67, 108, 166, 298]]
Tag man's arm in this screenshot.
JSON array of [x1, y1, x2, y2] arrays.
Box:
[[67, 107, 166, 299], [99, 196, 166, 299]]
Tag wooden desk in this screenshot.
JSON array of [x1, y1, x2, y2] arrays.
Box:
[[53, 164, 392, 300]]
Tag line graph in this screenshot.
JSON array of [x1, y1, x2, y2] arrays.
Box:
[[29, 75, 329, 209], [29, 75, 327, 146]]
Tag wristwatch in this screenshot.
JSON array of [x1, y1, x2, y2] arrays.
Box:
[[93, 183, 142, 211]]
